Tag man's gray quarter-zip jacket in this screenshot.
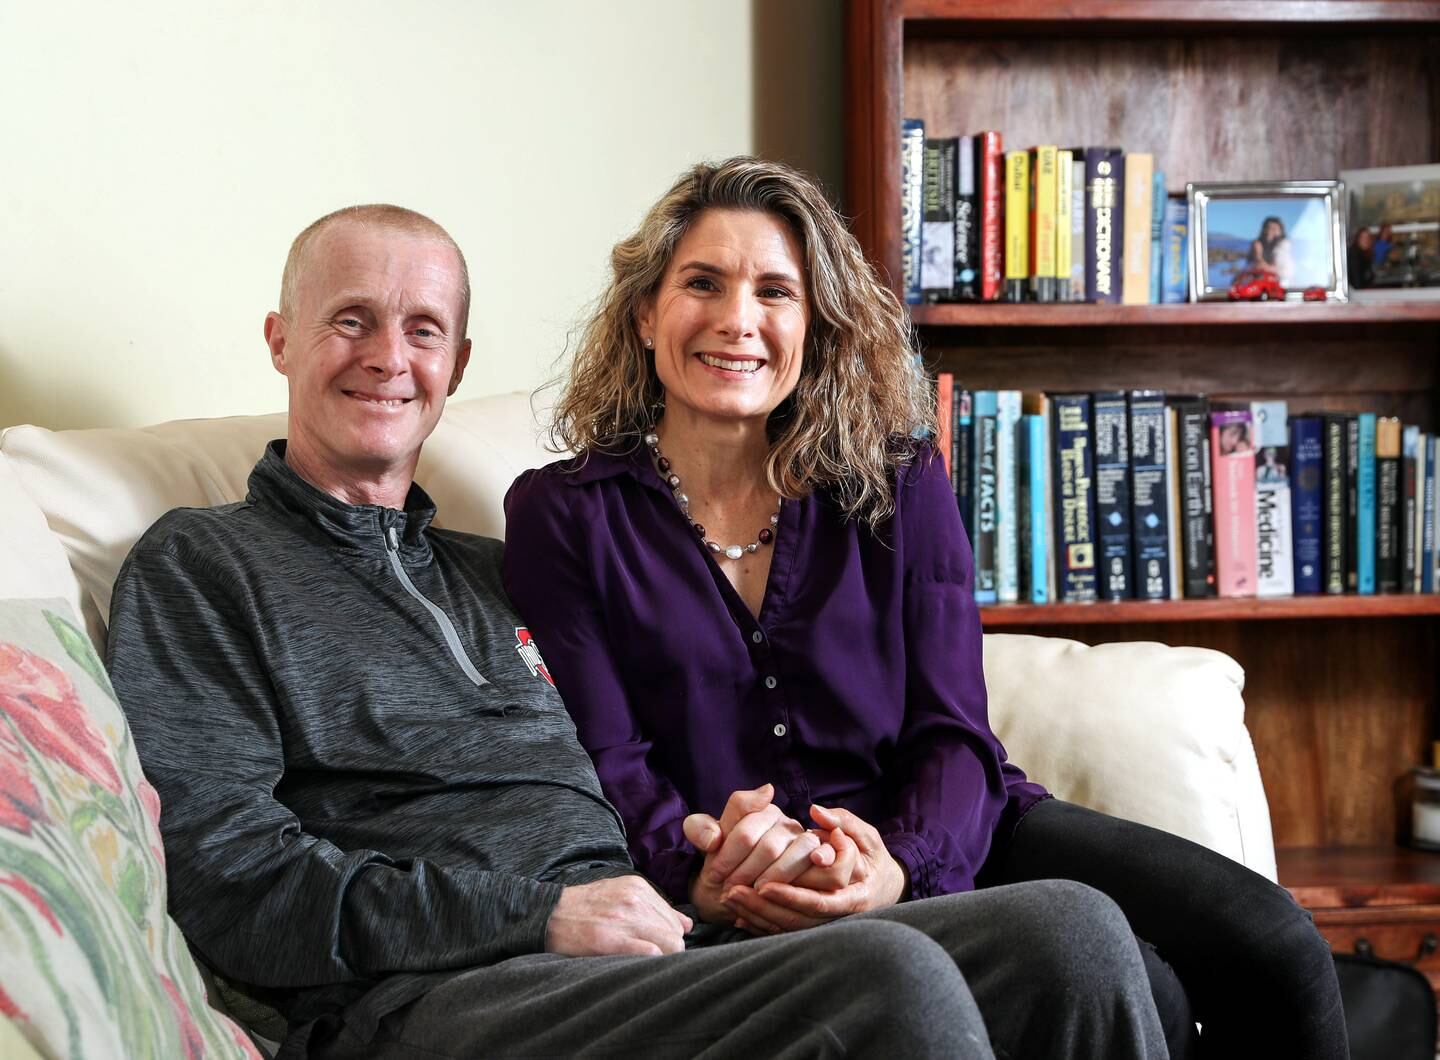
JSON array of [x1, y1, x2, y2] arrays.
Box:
[[106, 441, 634, 1044]]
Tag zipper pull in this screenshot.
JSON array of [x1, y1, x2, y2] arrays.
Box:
[[386, 526, 400, 551]]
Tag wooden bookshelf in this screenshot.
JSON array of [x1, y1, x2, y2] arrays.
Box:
[[845, 0, 1440, 953]]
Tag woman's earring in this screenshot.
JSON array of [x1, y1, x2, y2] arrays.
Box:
[[643, 337, 654, 348]]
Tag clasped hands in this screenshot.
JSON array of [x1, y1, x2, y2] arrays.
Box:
[[683, 783, 907, 936]]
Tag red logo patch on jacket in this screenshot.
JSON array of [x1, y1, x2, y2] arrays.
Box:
[[514, 627, 555, 688]]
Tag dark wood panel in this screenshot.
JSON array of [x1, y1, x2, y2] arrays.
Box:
[[903, 35, 1437, 192], [994, 619, 1438, 846], [845, 0, 904, 285]]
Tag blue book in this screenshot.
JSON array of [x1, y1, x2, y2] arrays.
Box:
[[1149, 170, 1166, 304], [1290, 416, 1323, 594], [996, 390, 1022, 603], [1404, 425, 1420, 592], [901, 119, 925, 305], [1025, 410, 1051, 604], [1426, 436, 1437, 593], [1051, 394, 1098, 601], [1129, 390, 1171, 600], [1161, 197, 1189, 303], [1357, 412, 1377, 594], [972, 390, 999, 604], [1093, 391, 1132, 600]]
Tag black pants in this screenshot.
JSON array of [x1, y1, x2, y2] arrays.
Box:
[[982, 799, 1348, 1060]]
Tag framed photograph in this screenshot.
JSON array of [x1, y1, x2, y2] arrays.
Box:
[[1338, 163, 1440, 302], [1187, 181, 1348, 302]]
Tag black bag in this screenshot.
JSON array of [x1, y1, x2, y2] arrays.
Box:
[[1334, 952, 1437, 1060]]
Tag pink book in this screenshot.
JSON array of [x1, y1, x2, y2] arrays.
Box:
[[1211, 409, 1258, 597]]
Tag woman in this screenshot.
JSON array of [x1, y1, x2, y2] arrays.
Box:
[[504, 157, 1344, 1059], [1246, 216, 1295, 287]]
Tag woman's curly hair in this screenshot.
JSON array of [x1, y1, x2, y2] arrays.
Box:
[[549, 156, 932, 525]]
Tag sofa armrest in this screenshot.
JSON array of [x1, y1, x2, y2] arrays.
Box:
[[983, 633, 1277, 882]]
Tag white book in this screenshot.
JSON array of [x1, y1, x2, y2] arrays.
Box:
[[1253, 401, 1295, 597], [996, 390, 1022, 603]]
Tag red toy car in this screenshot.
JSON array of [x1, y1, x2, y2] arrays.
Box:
[[1228, 268, 1286, 301], [1302, 286, 1328, 302]]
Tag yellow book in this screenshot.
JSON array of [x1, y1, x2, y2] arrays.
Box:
[[1056, 149, 1073, 303], [1121, 152, 1154, 304], [1004, 150, 1029, 302], [1030, 145, 1058, 301]]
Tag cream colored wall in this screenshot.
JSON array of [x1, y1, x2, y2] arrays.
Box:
[[0, 1, 841, 431]]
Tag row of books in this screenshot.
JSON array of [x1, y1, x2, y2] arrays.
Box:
[[934, 379, 1440, 604], [902, 123, 1188, 306]]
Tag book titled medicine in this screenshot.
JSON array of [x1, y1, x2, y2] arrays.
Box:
[[1129, 390, 1171, 600], [901, 118, 925, 305], [1252, 400, 1294, 598], [1092, 391, 1132, 601], [1210, 409, 1257, 598], [1051, 394, 1098, 602], [1289, 415, 1323, 595]]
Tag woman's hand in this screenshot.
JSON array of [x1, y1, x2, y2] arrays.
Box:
[[721, 804, 909, 935]]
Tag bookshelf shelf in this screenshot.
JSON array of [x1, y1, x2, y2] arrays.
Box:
[[910, 301, 1440, 328], [1278, 846, 1440, 910], [980, 593, 1440, 627], [900, 0, 1440, 31]]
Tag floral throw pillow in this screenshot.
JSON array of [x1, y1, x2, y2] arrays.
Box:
[[0, 597, 259, 1059]]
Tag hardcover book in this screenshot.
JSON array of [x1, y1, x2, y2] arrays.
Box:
[[1252, 400, 1294, 598], [1404, 424, 1420, 592], [1426, 436, 1437, 593], [1004, 151, 1031, 303], [901, 118, 925, 305], [1321, 413, 1349, 594], [973, 390, 999, 603], [1149, 169, 1166, 304], [1211, 409, 1258, 598], [996, 390, 1022, 603], [1051, 394, 1098, 602], [1289, 415, 1324, 595], [1029, 145, 1059, 302], [1093, 391, 1132, 600], [1377, 416, 1402, 593], [1121, 152, 1153, 305], [955, 388, 973, 539], [1023, 393, 1053, 604], [1056, 149, 1074, 303], [1346, 415, 1360, 591], [1165, 407, 1184, 598], [1173, 395, 1216, 597], [935, 372, 954, 481], [1358, 412, 1377, 595], [952, 134, 979, 301], [1161, 196, 1189, 304], [1129, 389, 1171, 600], [977, 132, 1004, 302], [1083, 147, 1124, 304], [1068, 155, 1087, 302], [921, 138, 957, 300]]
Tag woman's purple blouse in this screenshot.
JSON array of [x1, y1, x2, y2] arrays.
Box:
[[502, 443, 1048, 904]]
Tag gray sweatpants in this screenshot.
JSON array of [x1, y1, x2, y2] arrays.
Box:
[[314, 879, 1167, 1058]]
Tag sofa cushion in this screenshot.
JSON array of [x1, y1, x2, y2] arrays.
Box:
[[984, 633, 1276, 881], [0, 458, 84, 623], [0, 393, 552, 647], [0, 597, 258, 1058]]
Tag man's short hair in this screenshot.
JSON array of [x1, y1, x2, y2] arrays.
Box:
[[279, 204, 471, 339]]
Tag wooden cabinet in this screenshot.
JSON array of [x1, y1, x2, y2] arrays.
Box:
[[843, 0, 1440, 968]]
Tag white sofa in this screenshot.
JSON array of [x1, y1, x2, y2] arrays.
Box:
[[0, 391, 1277, 1055]]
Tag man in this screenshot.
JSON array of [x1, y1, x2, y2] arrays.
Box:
[[107, 205, 1163, 1058]]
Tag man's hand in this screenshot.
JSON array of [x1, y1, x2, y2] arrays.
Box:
[[545, 876, 693, 957], [725, 804, 908, 934]]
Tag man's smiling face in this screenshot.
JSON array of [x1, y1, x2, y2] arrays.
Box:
[[265, 221, 470, 501]]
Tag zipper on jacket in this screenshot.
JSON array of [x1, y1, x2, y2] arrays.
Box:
[[384, 526, 489, 687]]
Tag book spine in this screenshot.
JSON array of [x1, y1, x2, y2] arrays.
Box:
[[1092, 390, 1132, 600], [1404, 424, 1419, 592], [1252, 400, 1294, 598], [1161, 197, 1189, 303], [1121, 153, 1153, 305], [973, 391, 999, 603], [1028, 412, 1050, 603], [1289, 415, 1323, 595], [1425, 435, 1437, 593], [1377, 416, 1402, 593], [953, 135, 979, 301], [1358, 412, 1377, 595], [1084, 147, 1124, 304], [1149, 169, 1166, 304], [1322, 414, 1348, 594], [1346, 415, 1359, 591], [978, 132, 1004, 302], [955, 389, 973, 540], [1004, 151, 1030, 303], [1055, 149, 1074, 303], [1069, 156, 1087, 302], [1051, 394, 1098, 602], [1176, 398, 1216, 597], [1211, 409, 1257, 598], [1129, 389, 1171, 600], [921, 138, 957, 300], [996, 390, 1022, 603], [1030, 145, 1058, 302], [935, 372, 954, 481], [1165, 407, 1184, 598], [901, 119, 925, 305]]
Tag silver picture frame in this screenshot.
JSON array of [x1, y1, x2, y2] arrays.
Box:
[[1187, 181, 1349, 302]]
